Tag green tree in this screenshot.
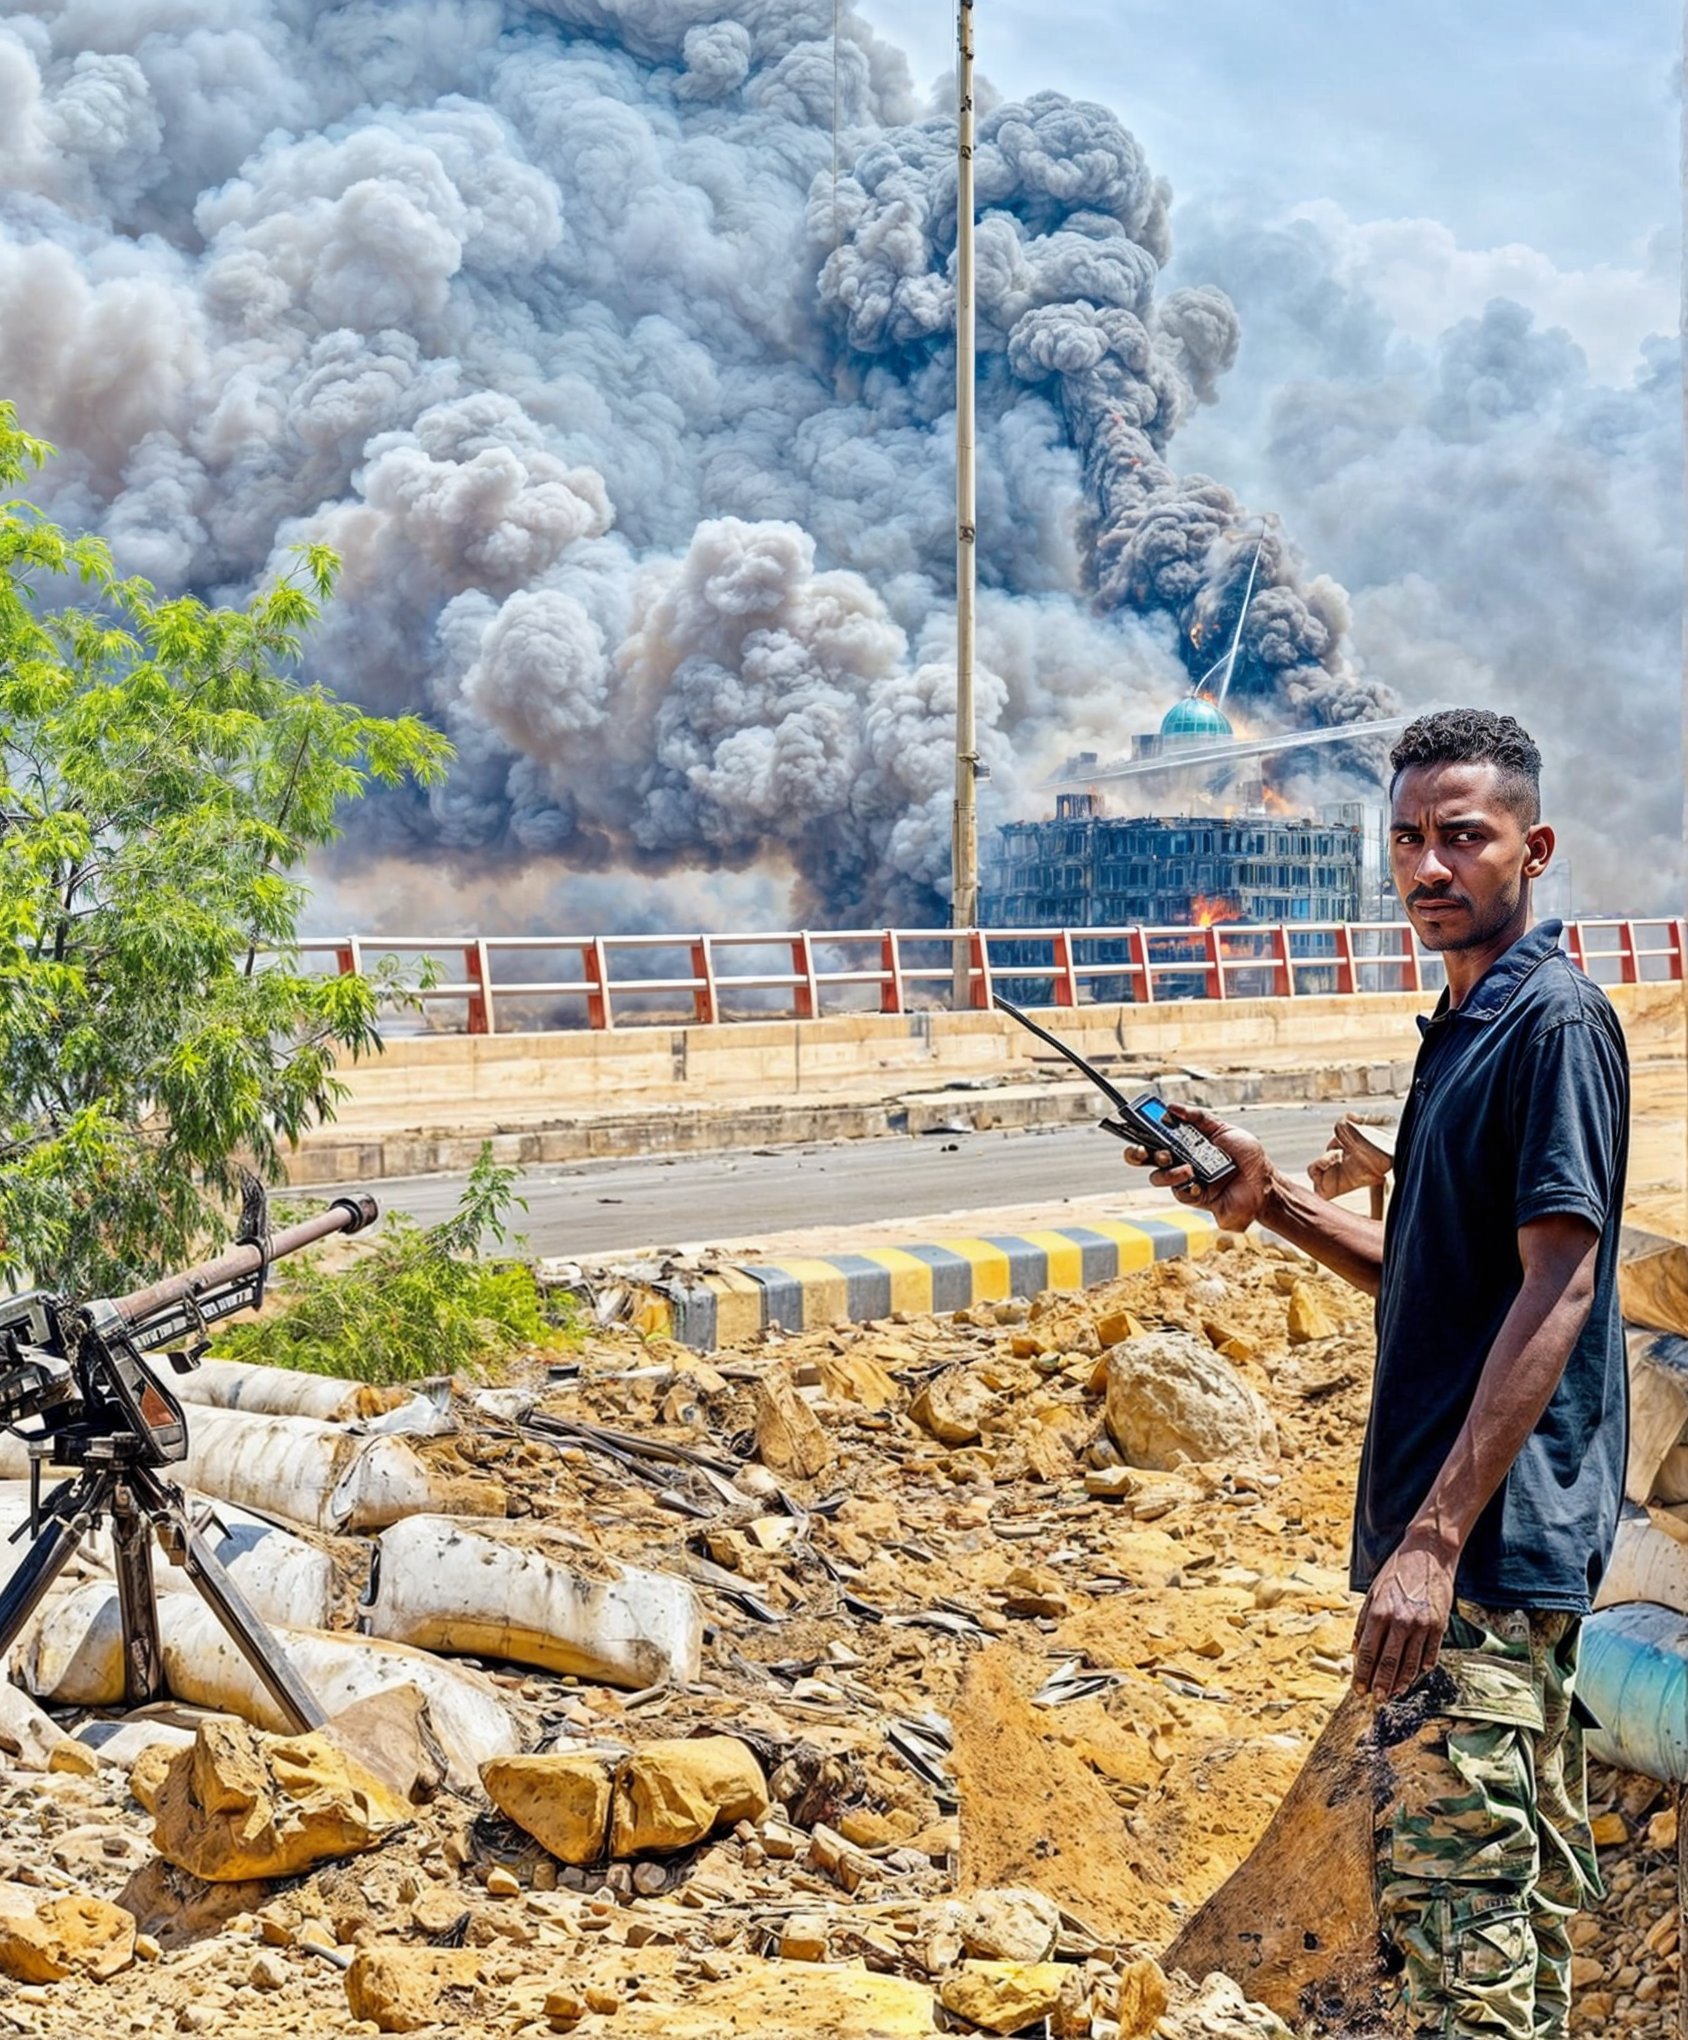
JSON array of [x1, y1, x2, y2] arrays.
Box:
[[0, 403, 452, 1292]]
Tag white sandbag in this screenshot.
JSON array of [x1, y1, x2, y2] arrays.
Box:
[[1625, 1329, 1688, 1503], [1596, 1504, 1688, 1612], [18, 1585, 516, 1788], [135, 1405, 496, 1533], [363, 1515, 703, 1689], [0, 1481, 333, 1631], [0, 1678, 84, 1772], [176, 1357, 455, 1436]]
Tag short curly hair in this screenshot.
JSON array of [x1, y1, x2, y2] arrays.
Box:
[[1389, 708, 1541, 824]]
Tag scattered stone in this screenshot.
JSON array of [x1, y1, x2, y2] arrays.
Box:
[[753, 1370, 834, 1479], [0, 1684, 87, 1774], [247, 1949, 290, 1991], [609, 1737, 770, 1855], [1285, 1280, 1336, 1344], [0, 1886, 136, 1982], [779, 1914, 829, 1961], [960, 1887, 1062, 1963], [344, 1945, 485, 2032], [1094, 1308, 1146, 1348], [1115, 1958, 1172, 2038], [909, 1367, 1000, 1446], [939, 1960, 1069, 2033], [144, 1717, 410, 1882], [1104, 1329, 1277, 1470], [484, 1864, 520, 1897]]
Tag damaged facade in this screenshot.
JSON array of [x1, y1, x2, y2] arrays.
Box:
[[982, 794, 1365, 930]]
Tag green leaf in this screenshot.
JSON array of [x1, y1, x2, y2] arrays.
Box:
[[0, 408, 458, 1291]]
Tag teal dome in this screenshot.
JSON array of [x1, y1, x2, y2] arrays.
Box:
[[1160, 693, 1233, 744]]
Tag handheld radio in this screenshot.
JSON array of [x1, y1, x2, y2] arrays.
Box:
[[992, 994, 1238, 1189]]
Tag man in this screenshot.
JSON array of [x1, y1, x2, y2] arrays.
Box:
[[1133, 708, 1628, 2038]]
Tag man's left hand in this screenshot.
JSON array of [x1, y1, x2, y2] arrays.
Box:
[[1352, 1541, 1457, 1701]]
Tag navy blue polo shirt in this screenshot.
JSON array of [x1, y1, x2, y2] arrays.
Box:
[[1352, 919, 1629, 1611]]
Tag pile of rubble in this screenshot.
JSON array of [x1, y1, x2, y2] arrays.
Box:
[[0, 1231, 1676, 2037]]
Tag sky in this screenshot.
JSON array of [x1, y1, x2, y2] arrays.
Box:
[[863, 0, 1681, 276]]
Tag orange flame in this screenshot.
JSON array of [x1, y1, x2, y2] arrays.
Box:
[[1190, 894, 1242, 929]]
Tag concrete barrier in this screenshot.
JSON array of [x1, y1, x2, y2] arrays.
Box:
[[640, 1205, 1217, 1349]]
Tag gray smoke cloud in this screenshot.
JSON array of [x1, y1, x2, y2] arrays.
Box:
[[1169, 201, 1681, 914], [0, 3, 1429, 927]]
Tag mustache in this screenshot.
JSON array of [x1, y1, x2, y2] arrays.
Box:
[[1407, 888, 1468, 907]]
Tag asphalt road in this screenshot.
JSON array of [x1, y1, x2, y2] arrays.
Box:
[[328, 1101, 1388, 1258]]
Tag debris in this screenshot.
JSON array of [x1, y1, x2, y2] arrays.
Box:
[[609, 1736, 771, 1854], [1284, 1280, 1336, 1344], [0, 1227, 1667, 2040], [1103, 1330, 1277, 1470], [0, 1888, 135, 1982], [939, 1960, 1072, 2032], [344, 1945, 485, 2032], [140, 1715, 411, 1882], [909, 1367, 1000, 1445], [753, 1370, 835, 1479]]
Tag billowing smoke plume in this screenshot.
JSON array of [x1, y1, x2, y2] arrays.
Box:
[[1166, 201, 1681, 913], [0, 4, 1410, 924]]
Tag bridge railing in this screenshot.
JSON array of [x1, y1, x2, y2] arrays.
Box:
[[290, 917, 1683, 1034]]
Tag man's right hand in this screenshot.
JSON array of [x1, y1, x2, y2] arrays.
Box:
[[1121, 1104, 1273, 1234]]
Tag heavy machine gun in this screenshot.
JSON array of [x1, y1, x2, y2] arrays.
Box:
[[0, 1192, 379, 1732]]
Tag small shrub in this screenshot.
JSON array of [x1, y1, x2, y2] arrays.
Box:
[[215, 1148, 575, 1384]]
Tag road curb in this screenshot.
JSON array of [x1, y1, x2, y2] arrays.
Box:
[[637, 1207, 1218, 1349]]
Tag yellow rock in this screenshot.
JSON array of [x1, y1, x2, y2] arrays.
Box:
[[838, 1806, 917, 1848], [1286, 1280, 1336, 1344], [1589, 1809, 1628, 1848], [938, 1961, 1069, 2033], [1116, 1957, 1171, 2038], [0, 1888, 136, 1982], [128, 1742, 177, 1814], [909, 1367, 999, 1446], [593, 1965, 935, 2038], [609, 1736, 770, 1856], [1093, 1308, 1146, 1348], [147, 1716, 410, 1883], [1203, 1319, 1259, 1363], [481, 1752, 614, 1866], [817, 1349, 903, 1412], [344, 1946, 484, 2033], [46, 1739, 100, 1778], [753, 1370, 834, 1479]]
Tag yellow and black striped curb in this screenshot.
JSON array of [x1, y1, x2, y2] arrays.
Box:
[[636, 1208, 1218, 1349]]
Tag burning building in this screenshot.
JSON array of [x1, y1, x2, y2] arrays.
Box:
[[983, 792, 1364, 929], [981, 686, 1381, 935]]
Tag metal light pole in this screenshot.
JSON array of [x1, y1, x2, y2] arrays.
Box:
[[950, 0, 979, 1004]]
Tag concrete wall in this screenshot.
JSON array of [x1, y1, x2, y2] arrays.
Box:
[[327, 981, 1683, 1127]]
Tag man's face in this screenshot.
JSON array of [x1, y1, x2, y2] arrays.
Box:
[[1389, 760, 1553, 953]]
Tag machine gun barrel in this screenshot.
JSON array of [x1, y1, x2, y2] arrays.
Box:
[[109, 1194, 378, 1327]]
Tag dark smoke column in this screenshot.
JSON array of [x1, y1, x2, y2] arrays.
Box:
[[818, 92, 1395, 734]]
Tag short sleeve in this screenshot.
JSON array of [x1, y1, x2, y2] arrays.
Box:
[[1511, 1016, 1626, 1232]]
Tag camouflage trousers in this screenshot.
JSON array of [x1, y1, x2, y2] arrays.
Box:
[[1375, 1602, 1602, 2039]]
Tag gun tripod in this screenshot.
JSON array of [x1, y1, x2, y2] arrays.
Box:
[[0, 1195, 378, 1736], [0, 1447, 325, 1732]]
